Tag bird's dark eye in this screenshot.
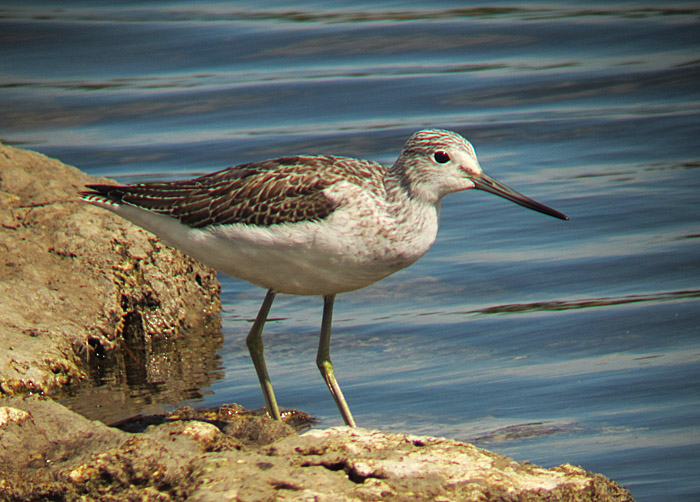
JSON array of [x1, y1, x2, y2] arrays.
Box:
[[433, 151, 450, 164]]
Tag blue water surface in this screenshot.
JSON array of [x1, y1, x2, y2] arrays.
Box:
[[2, 2, 699, 500]]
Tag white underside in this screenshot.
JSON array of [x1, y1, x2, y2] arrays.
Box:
[[89, 192, 439, 296]]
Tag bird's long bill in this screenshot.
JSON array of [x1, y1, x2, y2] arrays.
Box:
[[472, 173, 569, 220]]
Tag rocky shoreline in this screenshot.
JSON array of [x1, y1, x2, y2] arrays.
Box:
[[0, 144, 634, 501]]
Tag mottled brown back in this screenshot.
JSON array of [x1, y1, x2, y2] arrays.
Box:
[[82, 155, 387, 228]]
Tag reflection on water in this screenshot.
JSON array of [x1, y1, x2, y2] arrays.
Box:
[[60, 318, 224, 425]]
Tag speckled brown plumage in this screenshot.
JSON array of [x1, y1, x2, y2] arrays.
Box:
[[83, 155, 387, 229]]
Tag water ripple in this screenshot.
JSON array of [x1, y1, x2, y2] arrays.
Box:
[[468, 289, 700, 315]]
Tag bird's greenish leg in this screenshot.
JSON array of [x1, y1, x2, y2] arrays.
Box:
[[317, 295, 357, 427], [246, 289, 281, 421]]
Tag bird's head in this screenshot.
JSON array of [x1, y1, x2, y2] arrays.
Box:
[[393, 129, 568, 220]]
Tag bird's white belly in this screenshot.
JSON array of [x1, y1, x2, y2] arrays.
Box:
[[203, 209, 437, 295], [108, 202, 438, 296], [197, 230, 405, 295]]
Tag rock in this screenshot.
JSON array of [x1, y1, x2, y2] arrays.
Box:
[[0, 396, 635, 502], [0, 143, 221, 408]]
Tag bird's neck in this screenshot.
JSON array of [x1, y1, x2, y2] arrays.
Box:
[[377, 164, 441, 262], [384, 159, 441, 207], [382, 163, 442, 236]]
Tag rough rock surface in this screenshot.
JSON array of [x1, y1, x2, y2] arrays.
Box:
[[0, 143, 221, 399], [0, 396, 635, 502]]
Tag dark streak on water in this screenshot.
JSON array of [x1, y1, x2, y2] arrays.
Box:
[[1, 2, 699, 501], [471, 289, 700, 314]]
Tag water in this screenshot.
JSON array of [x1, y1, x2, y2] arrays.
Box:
[[2, 2, 699, 500]]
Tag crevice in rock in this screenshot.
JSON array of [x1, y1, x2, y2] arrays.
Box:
[[271, 481, 302, 491], [302, 460, 387, 485]]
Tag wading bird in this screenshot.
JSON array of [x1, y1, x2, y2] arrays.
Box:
[[82, 129, 568, 427]]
